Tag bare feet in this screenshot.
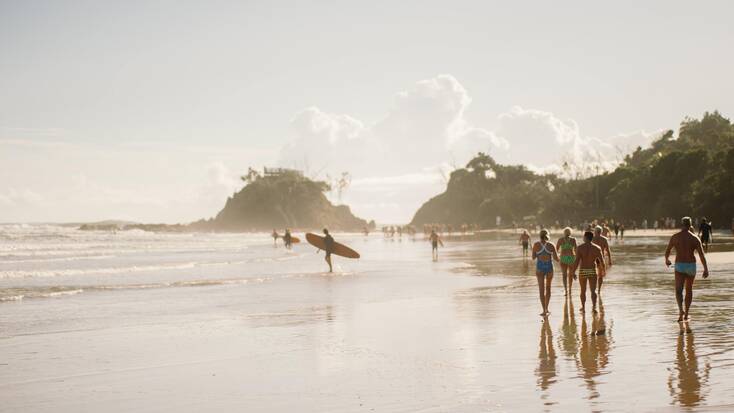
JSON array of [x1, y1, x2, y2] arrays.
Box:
[[580, 307, 585, 313], [677, 313, 684, 322], [592, 308, 598, 314], [684, 313, 689, 321]]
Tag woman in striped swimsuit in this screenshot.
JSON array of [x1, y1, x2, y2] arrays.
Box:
[[532, 229, 560, 317]]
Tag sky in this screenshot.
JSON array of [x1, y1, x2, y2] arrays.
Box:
[[1, 0, 733, 224]]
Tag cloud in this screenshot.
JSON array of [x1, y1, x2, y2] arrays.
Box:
[[279, 74, 507, 178], [277, 75, 666, 222], [0, 188, 43, 207], [198, 162, 240, 206], [494, 106, 582, 167], [277, 75, 512, 222], [494, 106, 665, 175]]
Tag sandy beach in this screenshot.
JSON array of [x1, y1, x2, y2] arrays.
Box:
[[2, 225, 734, 412]]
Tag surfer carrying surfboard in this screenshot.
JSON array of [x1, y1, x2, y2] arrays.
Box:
[[323, 228, 335, 272]]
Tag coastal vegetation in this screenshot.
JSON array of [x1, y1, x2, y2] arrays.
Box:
[[194, 168, 368, 231], [412, 111, 734, 228]]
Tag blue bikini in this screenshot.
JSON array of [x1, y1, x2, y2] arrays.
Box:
[[536, 242, 554, 275]]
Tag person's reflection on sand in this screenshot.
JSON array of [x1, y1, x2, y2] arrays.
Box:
[[576, 299, 612, 400], [559, 299, 579, 359], [536, 318, 557, 392], [668, 324, 711, 407]]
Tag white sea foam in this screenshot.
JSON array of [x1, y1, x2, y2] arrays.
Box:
[[0, 262, 199, 279]]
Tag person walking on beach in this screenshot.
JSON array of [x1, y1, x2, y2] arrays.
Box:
[[665, 217, 709, 322], [271, 229, 279, 246], [532, 229, 559, 316], [429, 229, 443, 261], [556, 227, 578, 297], [322, 228, 335, 272], [698, 218, 713, 252], [593, 226, 613, 294], [571, 231, 605, 313], [283, 229, 293, 249], [520, 230, 531, 257]]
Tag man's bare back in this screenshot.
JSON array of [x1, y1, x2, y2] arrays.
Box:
[[592, 235, 612, 265], [575, 243, 604, 271], [667, 230, 703, 264]]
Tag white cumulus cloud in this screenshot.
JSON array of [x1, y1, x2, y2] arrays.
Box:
[[277, 76, 665, 223]]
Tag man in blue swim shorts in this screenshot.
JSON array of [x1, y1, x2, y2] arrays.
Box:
[[665, 217, 710, 322]]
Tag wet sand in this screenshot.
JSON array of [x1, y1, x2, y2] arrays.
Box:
[[1, 228, 734, 412]]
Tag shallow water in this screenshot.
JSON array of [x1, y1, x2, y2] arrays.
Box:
[[1, 225, 733, 412]]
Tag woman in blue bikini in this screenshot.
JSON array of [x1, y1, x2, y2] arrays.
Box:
[[533, 229, 560, 317]]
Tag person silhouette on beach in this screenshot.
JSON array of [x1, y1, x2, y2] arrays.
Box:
[[271, 229, 279, 246], [532, 229, 559, 316], [697, 218, 712, 252], [556, 227, 578, 297], [323, 228, 335, 273], [571, 231, 605, 313], [665, 217, 709, 322], [429, 229, 442, 261], [520, 230, 531, 257], [283, 229, 292, 249], [592, 226, 613, 295]]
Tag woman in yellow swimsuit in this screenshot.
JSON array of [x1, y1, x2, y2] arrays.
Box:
[[556, 227, 578, 297]]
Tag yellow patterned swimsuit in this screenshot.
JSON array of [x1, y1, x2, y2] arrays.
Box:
[[579, 268, 597, 279]]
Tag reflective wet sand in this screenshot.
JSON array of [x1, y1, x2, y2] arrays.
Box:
[[1, 228, 733, 411]]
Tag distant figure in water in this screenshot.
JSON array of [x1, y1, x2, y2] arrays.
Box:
[[571, 231, 605, 313], [520, 230, 531, 257], [532, 229, 559, 316], [283, 229, 293, 249], [592, 226, 613, 294], [323, 228, 335, 273], [271, 229, 279, 246], [619, 223, 625, 239], [697, 218, 712, 252], [556, 227, 578, 297], [429, 229, 442, 261], [665, 217, 709, 322]]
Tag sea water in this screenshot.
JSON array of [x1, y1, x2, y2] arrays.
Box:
[[1, 224, 734, 412]]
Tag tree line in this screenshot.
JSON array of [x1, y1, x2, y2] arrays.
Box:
[[411, 111, 734, 228]]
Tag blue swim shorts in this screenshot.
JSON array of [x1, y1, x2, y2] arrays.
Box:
[[675, 262, 696, 277]]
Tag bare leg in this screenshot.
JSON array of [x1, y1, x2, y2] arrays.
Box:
[[579, 275, 587, 312], [560, 264, 568, 296], [567, 267, 574, 296], [325, 255, 333, 273], [537, 272, 547, 315], [684, 276, 695, 320], [545, 273, 553, 313], [675, 272, 685, 322], [589, 276, 598, 312], [597, 274, 604, 295]]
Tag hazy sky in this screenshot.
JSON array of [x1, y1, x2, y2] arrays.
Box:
[[2, 1, 733, 223]]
